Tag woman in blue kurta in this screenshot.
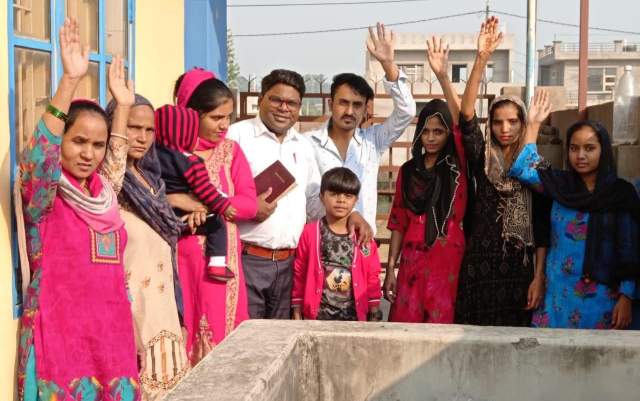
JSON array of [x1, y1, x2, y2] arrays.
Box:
[[509, 91, 640, 329]]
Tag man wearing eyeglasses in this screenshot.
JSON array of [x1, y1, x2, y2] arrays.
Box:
[[228, 69, 371, 319], [306, 23, 416, 234]]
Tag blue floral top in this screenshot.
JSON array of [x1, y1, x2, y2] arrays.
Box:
[[510, 144, 635, 329]]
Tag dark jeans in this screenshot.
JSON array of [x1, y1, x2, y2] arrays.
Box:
[[242, 253, 293, 319]]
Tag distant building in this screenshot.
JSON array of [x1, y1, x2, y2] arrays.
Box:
[[365, 32, 516, 116], [365, 32, 516, 94], [538, 40, 640, 106]]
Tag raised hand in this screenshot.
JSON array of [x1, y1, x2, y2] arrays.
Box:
[[108, 54, 135, 107], [367, 22, 395, 65], [426, 36, 450, 78], [527, 89, 552, 126], [477, 16, 503, 59], [59, 18, 89, 80]]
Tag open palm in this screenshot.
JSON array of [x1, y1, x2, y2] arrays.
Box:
[[426, 36, 450, 77], [527, 89, 552, 125], [59, 18, 89, 80], [366, 22, 395, 64], [477, 16, 503, 58], [108, 54, 135, 107]]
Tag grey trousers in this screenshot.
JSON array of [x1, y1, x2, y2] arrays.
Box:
[[242, 253, 293, 319]]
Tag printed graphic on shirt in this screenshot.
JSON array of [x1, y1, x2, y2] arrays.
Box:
[[317, 219, 357, 321]]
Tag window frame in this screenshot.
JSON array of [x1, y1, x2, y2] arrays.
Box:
[[8, 0, 135, 318], [398, 63, 425, 83], [587, 66, 618, 93], [451, 63, 468, 83]]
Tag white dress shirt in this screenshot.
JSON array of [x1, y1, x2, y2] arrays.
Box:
[[305, 72, 416, 233], [227, 115, 322, 249]]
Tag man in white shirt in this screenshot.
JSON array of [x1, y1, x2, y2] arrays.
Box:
[[306, 23, 416, 233], [228, 69, 370, 319]]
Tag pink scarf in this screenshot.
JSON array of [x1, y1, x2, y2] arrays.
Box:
[[195, 133, 227, 151], [58, 170, 124, 233], [176, 68, 217, 107]]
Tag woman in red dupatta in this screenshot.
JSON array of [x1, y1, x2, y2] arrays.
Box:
[[383, 37, 468, 323]]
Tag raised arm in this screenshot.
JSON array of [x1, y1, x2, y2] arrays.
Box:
[[508, 89, 552, 191], [43, 18, 89, 136], [100, 55, 134, 194], [523, 89, 551, 145], [461, 17, 503, 122], [367, 22, 399, 82], [21, 18, 88, 222], [426, 36, 460, 126], [366, 22, 416, 151]]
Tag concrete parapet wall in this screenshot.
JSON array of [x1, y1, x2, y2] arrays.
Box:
[[165, 321, 640, 401]]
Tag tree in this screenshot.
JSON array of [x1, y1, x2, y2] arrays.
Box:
[[227, 29, 240, 89]]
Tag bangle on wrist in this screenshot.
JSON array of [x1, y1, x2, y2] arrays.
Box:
[[46, 104, 68, 123], [110, 133, 129, 142]]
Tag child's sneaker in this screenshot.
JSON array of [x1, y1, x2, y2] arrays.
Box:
[[206, 257, 235, 282]]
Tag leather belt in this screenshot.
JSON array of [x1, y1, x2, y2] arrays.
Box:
[[242, 243, 295, 261]]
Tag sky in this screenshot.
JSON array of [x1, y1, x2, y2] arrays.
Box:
[[227, 0, 640, 83]]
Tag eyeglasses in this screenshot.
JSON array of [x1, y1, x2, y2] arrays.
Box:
[[267, 95, 302, 110]]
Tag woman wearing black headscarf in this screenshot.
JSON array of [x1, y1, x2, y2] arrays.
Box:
[[383, 36, 468, 323], [509, 90, 640, 329], [454, 17, 551, 327]]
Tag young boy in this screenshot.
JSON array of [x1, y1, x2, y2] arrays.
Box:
[[154, 104, 233, 281], [292, 167, 382, 321]]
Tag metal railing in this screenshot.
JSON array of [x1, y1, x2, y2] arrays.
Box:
[[540, 42, 640, 58]]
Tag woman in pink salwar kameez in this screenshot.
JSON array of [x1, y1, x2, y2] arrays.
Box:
[[17, 20, 139, 401], [169, 69, 257, 364]]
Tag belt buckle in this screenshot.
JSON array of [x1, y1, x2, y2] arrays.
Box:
[[271, 250, 277, 262]]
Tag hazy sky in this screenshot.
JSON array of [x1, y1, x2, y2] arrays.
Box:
[[227, 0, 639, 83]]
